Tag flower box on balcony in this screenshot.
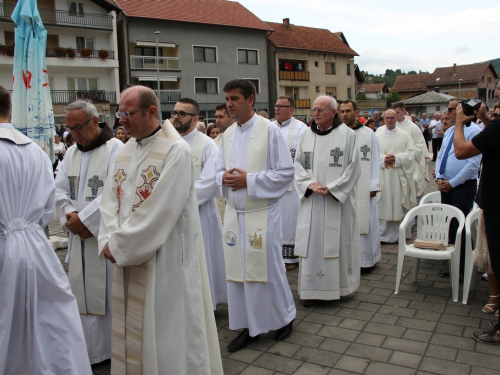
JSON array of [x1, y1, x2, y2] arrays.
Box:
[[66, 47, 76, 59], [81, 48, 92, 58], [54, 46, 67, 58], [0, 44, 14, 57], [98, 49, 109, 60]]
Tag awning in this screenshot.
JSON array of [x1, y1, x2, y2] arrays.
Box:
[[137, 76, 178, 82], [136, 40, 175, 48]]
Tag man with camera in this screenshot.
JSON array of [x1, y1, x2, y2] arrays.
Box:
[[454, 82, 500, 344], [436, 100, 481, 282]]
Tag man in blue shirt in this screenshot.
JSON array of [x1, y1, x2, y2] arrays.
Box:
[[420, 113, 431, 147], [436, 100, 481, 281]]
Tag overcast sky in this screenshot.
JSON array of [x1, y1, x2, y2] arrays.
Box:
[[239, 0, 500, 75]]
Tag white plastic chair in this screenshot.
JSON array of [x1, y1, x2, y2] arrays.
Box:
[[395, 203, 465, 302], [419, 191, 441, 206], [462, 208, 481, 304]]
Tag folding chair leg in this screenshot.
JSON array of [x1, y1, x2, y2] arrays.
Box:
[[412, 258, 420, 283], [451, 254, 460, 303], [395, 252, 405, 295]]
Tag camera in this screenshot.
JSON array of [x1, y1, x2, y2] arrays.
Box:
[[460, 98, 481, 126]]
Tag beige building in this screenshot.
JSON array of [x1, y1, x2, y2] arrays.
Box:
[[267, 19, 359, 121]]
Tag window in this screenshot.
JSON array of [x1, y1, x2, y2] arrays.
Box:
[[325, 62, 336, 75], [68, 78, 98, 91], [195, 78, 218, 94], [193, 46, 216, 63], [488, 77, 492, 84], [237, 49, 258, 65], [245, 79, 260, 94], [76, 37, 94, 50], [315, 86, 320, 93], [436, 105, 441, 111], [347, 63, 351, 76], [326, 87, 337, 98], [68, 2, 84, 16], [347, 88, 352, 99], [315, 61, 319, 67], [135, 46, 162, 66]]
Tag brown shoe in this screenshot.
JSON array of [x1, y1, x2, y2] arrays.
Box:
[[285, 263, 298, 271], [302, 299, 316, 306]]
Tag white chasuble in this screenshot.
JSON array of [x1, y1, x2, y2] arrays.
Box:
[[99, 120, 222, 375], [295, 124, 361, 300], [65, 141, 114, 315], [223, 118, 269, 283], [354, 125, 382, 268], [215, 114, 296, 337], [184, 129, 228, 308]]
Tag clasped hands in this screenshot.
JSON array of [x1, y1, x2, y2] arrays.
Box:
[[223, 168, 247, 191], [308, 182, 330, 196], [437, 179, 452, 193], [384, 154, 396, 168], [65, 212, 93, 239]]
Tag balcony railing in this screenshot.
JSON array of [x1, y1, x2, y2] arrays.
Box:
[[51, 90, 116, 104], [295, 99, 310, 109], [46, 48, 114, 60], [131, 55, 180, 70], [0, 3, 113, 29], [279, 70, 310, 81], [157, 90, 181, 103]]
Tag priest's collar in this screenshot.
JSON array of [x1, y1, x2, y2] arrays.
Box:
[[182, 128, 198, 142], [311, 114, 342, 136], [136, 124, 161, 145], [77, 123, 113, 152], [385, 127, 397, 135], [351, 120, 364, 130], [276, 117, 292, 128], [237, 113, 258, 132]]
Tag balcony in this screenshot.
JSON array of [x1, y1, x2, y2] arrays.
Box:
[[295, 99, 310, 109], [157, 90, 181, 104], [51, 90, 116, 104], [131, 55, 180, 70], [0, 3, 113, 29], [279, 70, 309, 81], [47, 48, 114, 60]]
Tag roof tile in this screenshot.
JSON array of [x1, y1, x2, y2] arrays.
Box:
[[429, 62, 497, 86], [362, 83, 387, 93], [391, 74, 431, 93]]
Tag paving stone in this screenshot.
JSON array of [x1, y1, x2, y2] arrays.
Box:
[[470, 366, 500, 375], [284, 331, 325, 348], [354, 332, 386, 347], [356, 302, 382, 313], [219, 340, 232, 358], [392, 291, 427, 301], [396, 317, 437, 332], [443, 305, 470, 317], [361, 273, 386, 281], [425, 344, 457, 361], [379, 305, 417, 318], [333, 355, 370, 373], [385, 297, 411, 308], [430, 333, 475, 351], [228, 348, 263, 364], [293, 362, 331, 375], [438, 313, 481, 328], [370, 287, 396, 297], [417, 286, 452, 297], [366, 280, 396, 290], [318, 338, 351, 354], [222, 358, 249, 375], [414, 310, 441, 322], [239, 365, 274, 375], [316, 326, 360, 342], [345, 343, 393, 362], [295, 309, 311, 321], [408, 300, 446, 313], [419, 357, 470, 375], [398, 284, 421, 293], [357, 285, 374, 294], [364, 322, 406, 338], [293, 346, 341, 367], [402, 329, 433, 343], [423, 294, 449, 304], [247, 336, 276, 351], [303, 312, 342, 326], [338, 318, 367, 331], [252, 353, 303, 374], [382, 337, 427, 355], [336, 307, 375, 321], [474, 339, 500, 355], [293, 320, 323, 335], [352, 293, 389, 304], [456, 349, 500, 370], [267, 341, 301, 358], [434, 322, 464, 337], [218, 328, 241, 343], [389, 351, 422, 369], [364, 361, 416, 375]]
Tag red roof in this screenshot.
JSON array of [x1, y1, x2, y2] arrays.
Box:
[[362, 83, 388, 93], [429, 62, 498, 85], [391, 74, 431, 93], [267, 22, 358, 56], [114, 0, 273, 31]]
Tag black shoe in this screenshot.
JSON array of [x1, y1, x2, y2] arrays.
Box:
[[438, 270, 464, 282], [275, 319, 294, 341], [227, 329, 259, 352]]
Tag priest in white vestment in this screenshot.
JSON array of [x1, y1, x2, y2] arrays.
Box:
[[340, 100, 381, 269], [0, 85, 91, 375], [376, 109, 418, 243], [173, 97, 227, 308], [272, 96, 307, 270], [295, 96, 361, 305], [217, 79, 296, 352], [393, 101, 430, 198], [98, 86, 222, 375], [55, 100, 122, 365]]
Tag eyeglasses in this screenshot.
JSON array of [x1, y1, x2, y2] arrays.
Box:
[[274, 105, 293, 109], [384, 116, 396, 120], [312, 108, 332, 114], [492, 113, 500, 118], [115, 108, 144, 119], [447, 107, 457, 112], [65, 117, 93, 132], [172, 110, 197, 118]]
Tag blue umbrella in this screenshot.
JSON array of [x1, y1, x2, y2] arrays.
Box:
[[11, 0, 55, 162]]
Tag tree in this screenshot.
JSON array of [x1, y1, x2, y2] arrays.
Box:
[[356, 91, 369, 101], [380, 91, 402, 108]]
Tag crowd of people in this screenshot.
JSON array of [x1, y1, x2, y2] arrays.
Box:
[[1, 78, 500, 374]]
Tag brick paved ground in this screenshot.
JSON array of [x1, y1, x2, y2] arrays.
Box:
[[50, 160, 500, 375]]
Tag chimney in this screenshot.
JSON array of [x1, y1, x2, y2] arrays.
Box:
[[453, 63, 457, 73], [283, 18, 290, 29]]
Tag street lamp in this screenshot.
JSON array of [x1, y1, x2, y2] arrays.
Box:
[[350, 58, 355, 100], [458, 78, 463, 99], [155, 31, 162, 123]]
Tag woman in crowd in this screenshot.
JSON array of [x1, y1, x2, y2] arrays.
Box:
[[114, 125, 129, 143], [207, 123, 220, 139]]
